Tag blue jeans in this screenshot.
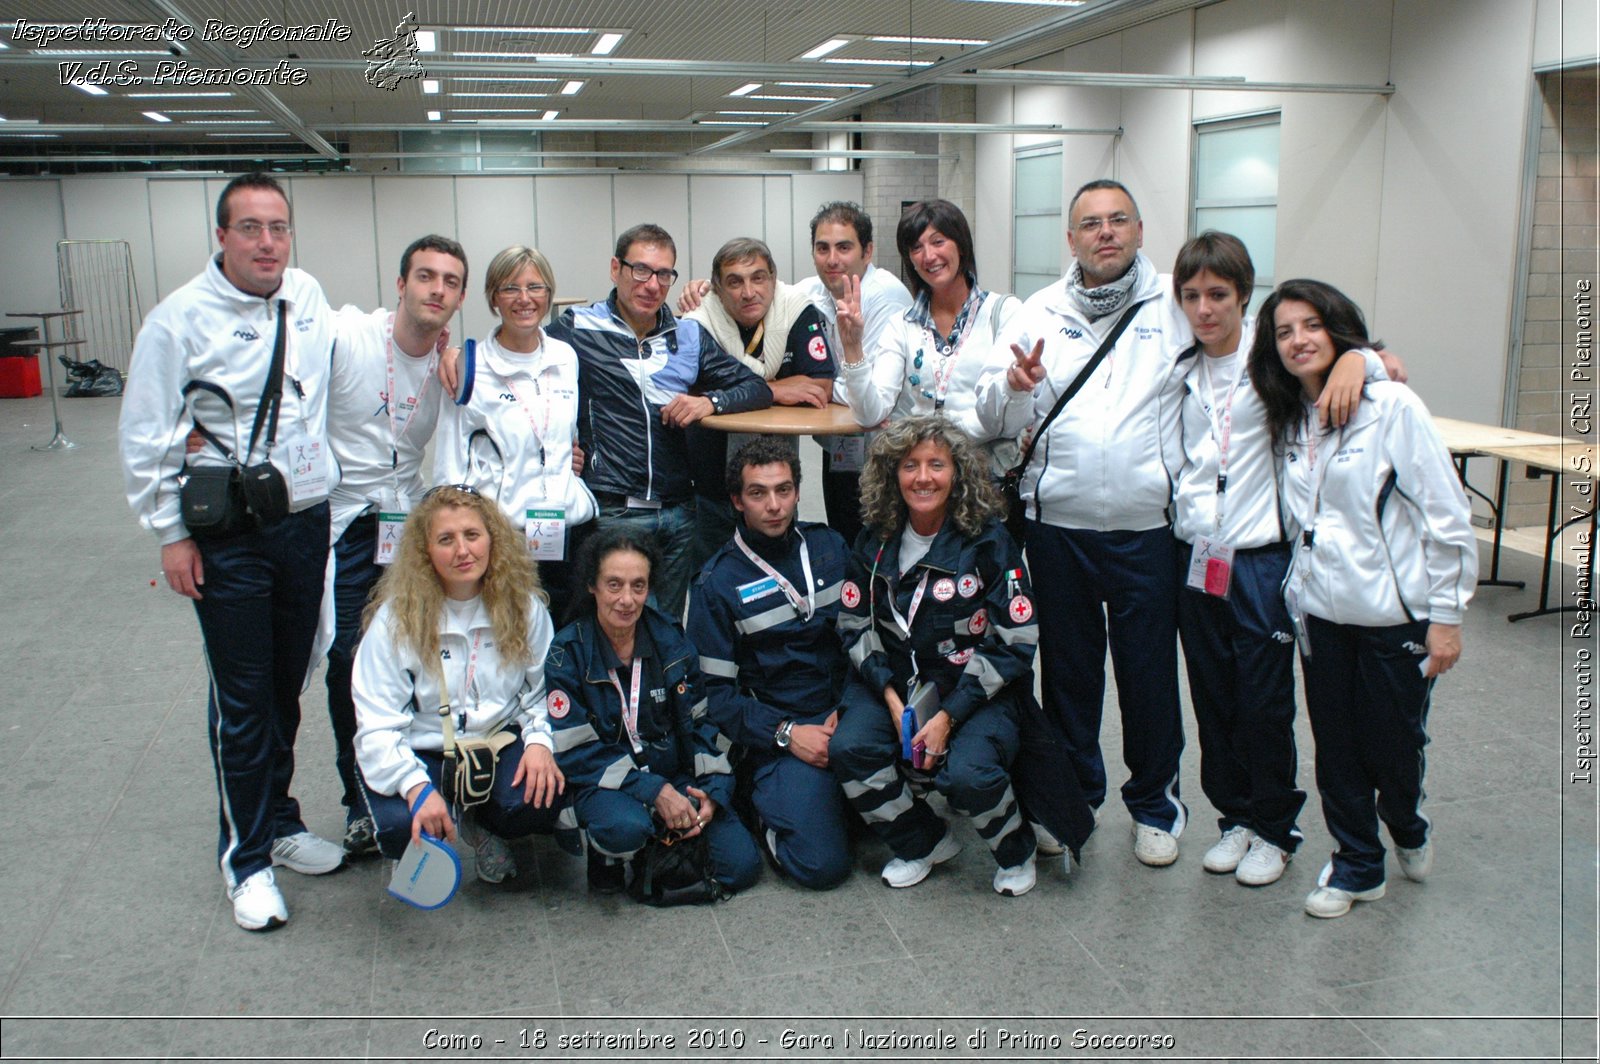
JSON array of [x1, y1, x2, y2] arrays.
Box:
[[193, 503, 330, 887], [594, 500, 697, 621]]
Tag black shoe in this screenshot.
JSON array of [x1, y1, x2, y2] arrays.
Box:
[[587, 850, 625, 894], [342, 816, 380, 860]]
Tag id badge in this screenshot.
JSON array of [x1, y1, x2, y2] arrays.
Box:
[[830, 434, 866, 473], [374, 511, 407, 566], [525, 508, 567, 561], [1186, 536, 1235, 599], [281, 428, 330, 503]]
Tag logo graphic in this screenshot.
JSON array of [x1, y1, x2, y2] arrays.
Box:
[[947, 647, 974, 665], [364, 11, 425, 90], [957, 574, 979, 598], [932, 578, 956, 602], [1007, 595, 1033, 624], [841, 581, 861, 609], [807, 335, 829, 361], [547, 689, 570, 719], [968, 608, 988, 635], [233, 328, 259, 341]]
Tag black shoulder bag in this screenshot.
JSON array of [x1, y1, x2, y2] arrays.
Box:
[[180, 300, 292, 538], [1000, 298, 1150, 538]]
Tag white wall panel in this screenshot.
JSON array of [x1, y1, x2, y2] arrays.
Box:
[[373, 176, 458, 310], [1535, 0, 1597, 68], [614, 174, 691, 305], [146, 180, 212, 304], [1117, 12, 1195, 269], [534, 174, 615, 309], [788, 172, 871, 280], [453, 176, 537, 341], [687, 176, 765, 282], [762, 176, 796, 281], [288, 176, 380, 313], [0, 180, 66, 316]]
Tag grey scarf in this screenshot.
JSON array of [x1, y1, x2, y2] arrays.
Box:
[[1066, 256, 1144, 320]]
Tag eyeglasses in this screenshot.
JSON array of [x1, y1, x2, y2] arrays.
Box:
[[227, 221, 293, 239], [1073, 213, 1136, 235], [422, 483, 482, 501], [497, 283, 550, 299], [618, 258, 680, 286]]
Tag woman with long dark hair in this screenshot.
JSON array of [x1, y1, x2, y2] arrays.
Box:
[[1247, 279, 1477, 918]]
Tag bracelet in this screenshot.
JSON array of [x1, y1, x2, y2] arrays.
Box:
[[408, 780, 437, 817]]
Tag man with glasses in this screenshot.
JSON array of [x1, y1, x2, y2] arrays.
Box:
[[682, 236, 837, 569], [974, 179, 1195, 869], [322, 235, 468, 860], [549, 223, 772, 619], [121, 173, 340, 931]]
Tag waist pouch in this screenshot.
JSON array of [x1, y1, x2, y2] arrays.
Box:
[[240, 461, 290, 526], [180, 464, 253, 540], [444, 731, 517, 808]]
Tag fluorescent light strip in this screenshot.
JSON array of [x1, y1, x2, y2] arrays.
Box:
[[427, 110, 441, 121], [142, 111, 170, 123], [160, 109, 255, 114], [697, 120, 763, 126], [777, 81, 871, 88], [451, 76, 559, 83], [452, 51, 574, 58], [72, 83, 108, 96], [203, 132, 290, 137], [750, 94, 838, 102], [449, 92, 551, 98], [452, 26, 591, 34], [959, 0, 1084, 5], [800, 38, 851, 60], [869, 35, 988, 45], [822, 57, 933, 67], [422, 79, 439, 94], [717, 110, 796, 116], [415, 30, 436, 51], [125, 91, 233, 97], [449, 108, 552, 114], [729, 83, 761, 96], [560, 81, 584, 95], [35, 48, 169, 55], [591, 32, 624, 55], [0, 133, 60, 138], [182, 119, 273, 125], [541, 110, 559, 121]]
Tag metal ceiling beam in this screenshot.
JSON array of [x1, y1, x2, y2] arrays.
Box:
[[0, 120, 1091, 135], [945, 70, 1394, 94], [128, 0, 340, 159]]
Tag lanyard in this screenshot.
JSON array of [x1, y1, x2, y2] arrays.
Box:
[[1297, 415, 1347, 551], [495, 337, 554, 472], [1200, 354, 1246, 532], [606, 659, 645, 754], [384, 312, 438, 472], [436, 628, 483, 748], [915, 287, 984, 409], [870, 542, 932, 639], [733, 527, 815, 621]]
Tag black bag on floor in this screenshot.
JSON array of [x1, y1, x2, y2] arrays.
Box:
[[627, 831, 725, 907]]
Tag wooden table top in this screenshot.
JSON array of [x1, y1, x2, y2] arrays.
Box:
[[1479, 441, 1598, 476], [6, 309, 84, 320], [1434, 416, 1566, 453], [700, 404, 864, 436]]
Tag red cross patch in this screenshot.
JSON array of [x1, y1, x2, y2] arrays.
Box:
[[1008, 595, 1034, 624], [808, 335, 829, 361], [957, 574, 980, 598], [968, 608, 988, 635], [841, 580, 861, 609], [947, 647, 974, 665], [547, 689, 571, 719], [932, 577, 956, 602]]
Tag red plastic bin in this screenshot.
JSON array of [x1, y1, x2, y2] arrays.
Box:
[[0, 355, 43, 398]]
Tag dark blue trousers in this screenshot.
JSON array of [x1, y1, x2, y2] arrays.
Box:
[[1175, 539, 1305, 851], [193, 503, 330, 888], [361, 735, 563, 860], [746, 753, 852, 890], [830, 678, 1034, 870], [819, 445, 864, 547], [1300, 615, 1434, 891], [326, 513, 380, 823], [571, 783, 763, 892], [1024, 522, 1186, 832]]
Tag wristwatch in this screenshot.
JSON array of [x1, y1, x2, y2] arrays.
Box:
[[709, 392, 725, 414], [774, 719, 795, 750]]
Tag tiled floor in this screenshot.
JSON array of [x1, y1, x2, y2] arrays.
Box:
[[0, 393, 1594, 1062]]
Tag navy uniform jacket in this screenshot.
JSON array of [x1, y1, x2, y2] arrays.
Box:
[[544, 608, 735, 810], [685, 521, 851, 751], [839, 516, 1038, 726]]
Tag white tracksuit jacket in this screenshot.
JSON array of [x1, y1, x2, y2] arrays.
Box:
[[352, 593, 556, 801], [120, 256, 334, 545], [1280, 381, 1477, 628]]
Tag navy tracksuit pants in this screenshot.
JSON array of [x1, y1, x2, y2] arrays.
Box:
[[830, 678, 1035, 871], [361, 734, 563, 860], [745, 754, 853, 890], [1175, 539, 1305, 851], [1024, 522, 1187, 833], [1299, 614, 1434, 891], [326, 513, 381, 824], [193, 503, 330, 888]]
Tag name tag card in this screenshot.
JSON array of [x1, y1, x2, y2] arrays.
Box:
[[525, 508, 567, 561]]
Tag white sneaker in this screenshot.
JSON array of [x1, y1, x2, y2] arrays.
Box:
[[881, 830, 961, 888], [1235, 837, 1290, 886], [1032, 823, 1065, 856], [993, 853, 1037, 897], [271, 831, 346, 875], [228, 869, 288, 932], [1396, 841, 1433, 882], [1201, 826, 1255, 874], [1304, 862, 1385, 918], [1132, 823, 1179, 867]]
